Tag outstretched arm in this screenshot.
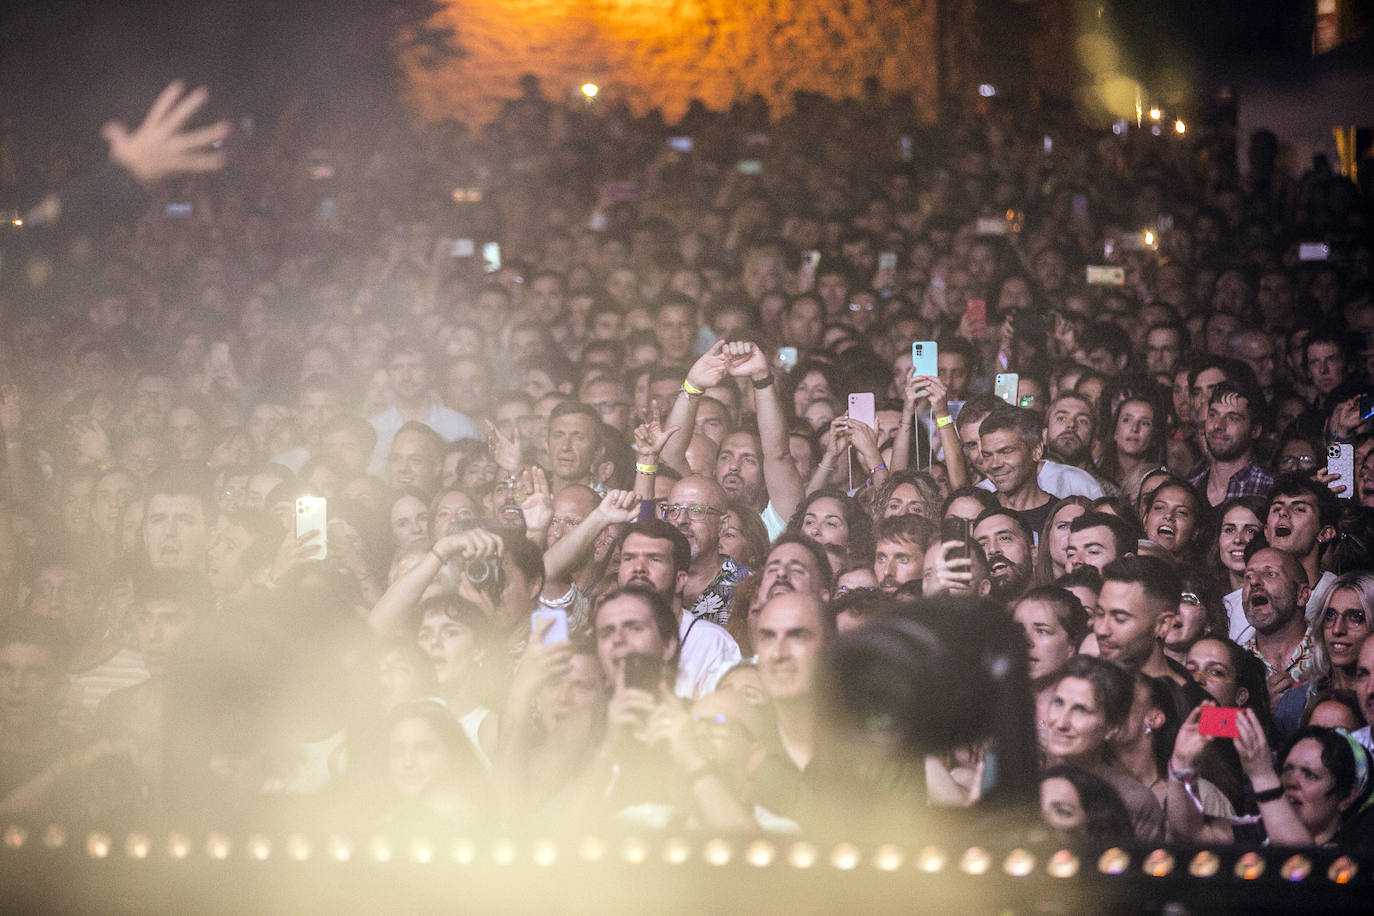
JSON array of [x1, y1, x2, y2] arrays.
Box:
[[659, 341, 730, 474], [728, 342, 803, 520], [541, 490, 640, 598], [102, 81, 230, 186]]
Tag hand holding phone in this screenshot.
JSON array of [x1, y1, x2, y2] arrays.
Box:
[[295, 497, 327, 560], [911, 341, 938, 378], [623, 653, 664, 693], [531, 607, 569, 644], [847, 393, 876, 430]]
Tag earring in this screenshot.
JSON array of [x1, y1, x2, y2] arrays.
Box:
[[1143, 725, 1153, 736]]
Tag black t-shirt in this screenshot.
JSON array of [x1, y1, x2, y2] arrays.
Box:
[[1015, 499, 1055, 541]]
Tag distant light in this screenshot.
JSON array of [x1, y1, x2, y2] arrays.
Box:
[[1174, 119, 1186, 134], [1151, 125, 1162, 136], [9, 219, 20, 228], [978, 84, 997, 98], [1112, 119, 1128, 136], [1148, 107, 1162, 121], [580, 82, 599, 99], [1143, 229, 1157, 248]]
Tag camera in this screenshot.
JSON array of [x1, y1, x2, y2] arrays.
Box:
[[462, 556, 504, 598]]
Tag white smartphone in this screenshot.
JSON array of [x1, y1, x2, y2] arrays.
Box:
[[482, 242, 501, 273], [974, 217, 1008, 236], [847, 392, 876, 430], [1086, 265, 1126, 286], [911, 341, 938, 378], [531, 607, 569, 644], [1299, 242, 1330, 262], [775, 347, 798, 372], [1328, 443, 1355, 500], [296, 497, 328, 559], [995, 373, 1020, 406]]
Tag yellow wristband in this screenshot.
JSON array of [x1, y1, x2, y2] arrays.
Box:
[[682, 379, 704, 396], [935, 414, 953, 428], [636, 462, 658, 475]]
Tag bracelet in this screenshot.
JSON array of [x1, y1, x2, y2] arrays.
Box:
[[682, 379, 704, 396], [935, 414, 953, 428], [1253, 785, 1285, 803], [869, 463, 887, 476], [751, 374, 774, 390], [635, 462, 658, 475], [818, 462, 837, 472]]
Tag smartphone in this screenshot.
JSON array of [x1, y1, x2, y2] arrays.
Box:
[[482, 242, 501, 273], [963, 299, 988, 340], [1086, 265, 1126, 286], [295, 497, 327, 560], [1299, 242, 1330, 262], [775, 347, 798, 372], [623, 653, 663, 692], [165, 202, 193, 218], [974, 217, 1008, 236], [1013, 311, 1054, 337], [209, 341, 231, 368], [995, 373, 1019, 406], [1328, 443, 1355, 499], [1042, 135, 1053, 156], [911, 340, 938, 378], [847, 393, 876, 430], [899, 135, 914, 162], [667, 136, 694, 153], [737, 159, 763, 175], [940, 517, 971, 561], [531, 607, 569, 644], [1198, 706, 1240, 739], [878, 251, 898, 272], [449, 238, 475, 258]]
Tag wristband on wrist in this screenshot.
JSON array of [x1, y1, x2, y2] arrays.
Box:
[[682, 379, 704, 396], [635, 462, 658, 475], [935, 414, 954, 428], [1253, 785, 1285, 803], [818, 462, 837, 472], [751, 374, 774, 390]]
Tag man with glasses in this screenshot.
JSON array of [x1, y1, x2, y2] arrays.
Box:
[[662, 475, 747, 626]]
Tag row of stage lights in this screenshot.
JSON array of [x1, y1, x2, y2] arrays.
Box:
[[0, 824, 1363, 885]]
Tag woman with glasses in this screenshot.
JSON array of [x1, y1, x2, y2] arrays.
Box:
[[1274, 428, 1324, 477], [1273, 572, 1374, 738]]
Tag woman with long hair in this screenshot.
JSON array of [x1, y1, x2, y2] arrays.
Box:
[[1097, 396, 1167, 502], [1272, 572, 1374, 736], [1138, 477, 1205, 561], [1033, 496, 1093, 586]]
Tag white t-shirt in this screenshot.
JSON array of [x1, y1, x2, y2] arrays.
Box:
[[977, 459, 1104, 500], [675, 612, 742, 700], [367, 403, 482, 476], [761, 501, 787, 542]]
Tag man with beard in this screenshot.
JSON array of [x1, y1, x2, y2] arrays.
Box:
[[616, 519, 740, 699], [972, 508, 1036, 606], [663, 476, 747, 625], [368, 337, 481, 474], [872, 515, 934, 595], [1040, 393, 1110, 495], [1187, 380, 1273, 507], [1095, 556, 1186, 685], [1240, 546, 1313, 705], [1352, 637, 1374, 751]]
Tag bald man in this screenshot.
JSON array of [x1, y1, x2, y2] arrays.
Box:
[[665, 475, 747, 624]]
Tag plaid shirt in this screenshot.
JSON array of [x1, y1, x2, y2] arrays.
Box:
[[1187, 461, 1275, 502], [1244, 628, 1316, 685]]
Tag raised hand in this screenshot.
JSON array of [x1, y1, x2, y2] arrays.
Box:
[[633, 399, 681, 459], [433, 527, 505, 564], [686, 340, 731, 392], [486, 420, 522, 475], [67, 416, 112, 465], [519, 467, 553, 534], [722, 341, 769, 380], [1170, 704, 1215, 772], [595, 489, 642, 525], [102, 81, 230, 186], [1233, 707, 1276, 781]]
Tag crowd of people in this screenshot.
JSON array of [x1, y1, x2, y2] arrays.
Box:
[[1, 75, 1373, 853]]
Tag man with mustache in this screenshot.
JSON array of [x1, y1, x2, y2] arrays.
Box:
[[972, 508, 1036, 606], [756, 535, 833, 607], [1241, 546, 1314, 706], [615, 519, 740, 699], [1187, 379, 1273, 507]]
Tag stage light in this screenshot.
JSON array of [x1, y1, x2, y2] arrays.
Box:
[[286, 834, 312, 862], [452, 837, 477, 864], [368, 836, 394, 863], [327, 835, 351, 863], [830, 842, 861, 871], [42, 825, 66, 849], [703, 838, 733, 866], [125, 833, 150, 860], [1003, 849, 1036, 877], [787, 841, 818, 869], [3, 826, 26, 848], [620, 837, 648, 865], [491, 837, 517, 865], [1143, 229, 1156, 248], [1143, 849, 1175, 877], [1174, 120, 1186, 135], [581, 83, 599, 99], [246, 835, 271, 861], [745, 840, 775, 868], [1235, 851, 1265, 880], [873, 844, 904, 872], [1280, 854, 1312, 882], [1148, 107, 1161, 121], [917, 846, 947, 873], [959, 847, 991, 875], [167, 833, 191, 860], [1328, 856, 1358, 884], [86, 832, 112, 859], [410, 838, 435, 865], [1046, 849, 1079, 878], [1097, 847, 1130, 875], [662, 837, 691, 865], [531, 838, 557, 867], [576, 835, 604, 863], [1188, 851, 1220, 878]]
